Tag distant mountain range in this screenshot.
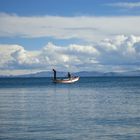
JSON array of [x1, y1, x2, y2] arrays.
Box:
[[75, 70, 140, 77], [1, 70, 140, 77]]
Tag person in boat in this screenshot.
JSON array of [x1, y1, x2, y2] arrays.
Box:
[[52, 69, 56, 80], [68, 72, 71, 79]]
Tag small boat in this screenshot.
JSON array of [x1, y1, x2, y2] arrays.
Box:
[[52, 69, 79, 84], [53, 76, 79, 84]]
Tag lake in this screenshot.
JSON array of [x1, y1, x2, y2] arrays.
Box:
[[0, 77, 140, 140]]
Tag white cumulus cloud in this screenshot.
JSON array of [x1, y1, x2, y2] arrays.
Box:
[[0, 44, 40, 70], [0, 35, 140, 75]]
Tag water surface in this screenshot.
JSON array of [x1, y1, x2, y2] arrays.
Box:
[[0, 77, 140, 140]]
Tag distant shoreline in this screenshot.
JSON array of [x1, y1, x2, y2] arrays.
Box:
[[0, 76, 140, 78], [0, 70, 140, 78]]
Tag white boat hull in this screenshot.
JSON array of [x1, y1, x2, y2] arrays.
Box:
[[53, 77, 79, 84]]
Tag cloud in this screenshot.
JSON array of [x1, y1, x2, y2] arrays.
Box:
[[0, 44, 40, 70], [0, 13, 140, 42], [0, 35, 140, 74], [97, 35, 140, 66], [107, 2, 140, 9]]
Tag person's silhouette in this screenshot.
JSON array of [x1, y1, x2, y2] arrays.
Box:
[[52, 69, 56, 80], [68, 72, 71, 79]]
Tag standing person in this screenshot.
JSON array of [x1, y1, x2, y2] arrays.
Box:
[[52, 69, 56, 80], [68, 72, 71, 79]]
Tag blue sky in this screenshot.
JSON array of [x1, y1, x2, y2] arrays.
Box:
[[1, 0, 140, 16], [0, 0, 140, 74], [0, 0, 140, 49]]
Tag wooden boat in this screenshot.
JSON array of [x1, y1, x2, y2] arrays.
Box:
[[52, 69, 79, 84], [53, 76, 79, 84]]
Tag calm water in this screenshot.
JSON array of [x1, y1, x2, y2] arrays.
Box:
[[0, 77, 140, 140]]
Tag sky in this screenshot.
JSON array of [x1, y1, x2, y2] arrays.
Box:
[[0, 0, 140, 75]]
